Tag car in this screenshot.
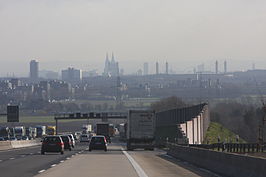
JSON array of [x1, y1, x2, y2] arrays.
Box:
[[60, 135, 72, 151], [67, 134, 75, 148], [41, 135, 64, 155], [80, 134, 90, 142], [10, 137, 17, 141], [89, 135, 107, 151], [22, 136, 29, 140], [0, 137, 5, 141]]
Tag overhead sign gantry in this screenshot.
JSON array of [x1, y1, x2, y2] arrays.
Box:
[[54, 112, 127, 134]]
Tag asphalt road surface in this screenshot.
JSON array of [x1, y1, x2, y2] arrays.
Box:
[[35, 142, 220, 177], [0, 142, 90, 177], [0, 139, 220, 177]]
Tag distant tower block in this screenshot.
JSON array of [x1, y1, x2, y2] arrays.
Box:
[[224, 60, 227, 73], [143, 62, 148, 75], [215, 60, 218, 74], [30, 60, 39, 83], [252, 63, 255, 70], [165, 62, 169, 74], [156, 62, 159, 75]]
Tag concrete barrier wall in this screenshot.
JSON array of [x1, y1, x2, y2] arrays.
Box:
[[11, 140, 40, 148], [167, 144, 266, 177], [0, 140, 40, 150], [0, 141, 12, 150]]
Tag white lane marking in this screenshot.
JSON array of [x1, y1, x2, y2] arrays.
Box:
[[0, 160, 2, 162], [38, 170, 46, 173], [122, 150, 148, 177], [66, 157, 70, 160], [60, 160, 64, 163], [21, 155, 26, 157], [30, 153, 33, 155], [9, 157, 15, 160], [51, 164, 57, 167]]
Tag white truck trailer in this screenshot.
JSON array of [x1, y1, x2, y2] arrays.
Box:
[[127, 110, 155, 150]]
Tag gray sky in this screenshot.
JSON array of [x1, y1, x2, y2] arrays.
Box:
[[0, 0, 266, 76]]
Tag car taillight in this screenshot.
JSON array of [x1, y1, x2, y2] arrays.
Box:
[[57, 142, 64, 146]]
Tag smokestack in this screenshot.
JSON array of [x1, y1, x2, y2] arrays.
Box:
[[224, 60, 227, 73], [165, 61, 169, 74], [156, 62, 159, 75], [215, 60, 218, 74]]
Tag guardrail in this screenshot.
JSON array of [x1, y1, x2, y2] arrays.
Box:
[[188, 143, 265, 153]]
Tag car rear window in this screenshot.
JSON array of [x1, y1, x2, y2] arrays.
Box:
[[81, 135, 87, 137], [44, 137, 61, 143], [61, 136, 70, 141], [91, 137, 104, 143]]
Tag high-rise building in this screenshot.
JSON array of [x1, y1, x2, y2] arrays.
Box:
[[224, 60, 227, 73], [30, 60, 39, 82], [143, 62, 148, 75], [156, 62, 159, 75], [165, 62, 169, 74], [62, 67, 82, 83], [215, 60, 218, 74], [103, 52, 119, 77]]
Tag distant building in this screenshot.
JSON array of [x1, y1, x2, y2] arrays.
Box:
[[156, 62, 159, 75], [143, 62, 149, 75], [62, 67, 82, 83], [103, 53, 119, 77], [30, 60, 39, 82], [137, 69, 143, 76]]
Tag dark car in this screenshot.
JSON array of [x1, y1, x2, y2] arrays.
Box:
[[89, 135, 107, 151], [61, 135, 72, 151], [41, 136, 64, 155]]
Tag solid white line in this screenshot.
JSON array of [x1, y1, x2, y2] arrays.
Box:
[[38, 170, 46, 173], [122, 150, 148, 177]]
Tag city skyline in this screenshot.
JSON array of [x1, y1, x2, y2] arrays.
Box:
[[0, 1, 266, 76]]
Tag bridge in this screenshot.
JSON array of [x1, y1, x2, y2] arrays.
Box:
[[0, 103, 265, 177]]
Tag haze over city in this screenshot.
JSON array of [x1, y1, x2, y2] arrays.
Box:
[[0, 0, 266, 76]]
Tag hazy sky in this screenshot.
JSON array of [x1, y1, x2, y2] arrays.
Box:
[[0, 0, 266, 76]]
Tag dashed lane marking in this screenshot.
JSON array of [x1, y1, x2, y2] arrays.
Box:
[[51, 164, 57, 167], [38, 170, 46, 173], [9, 157, 15, 160], [60, 160, 64, 163], [66, 157, 70, 160]]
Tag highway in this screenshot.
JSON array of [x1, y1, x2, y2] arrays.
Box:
[[0, 143, 89, 177], [0, 139, 220, 177]]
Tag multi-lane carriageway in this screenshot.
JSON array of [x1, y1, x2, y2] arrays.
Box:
[[0, 139, 220, 177]]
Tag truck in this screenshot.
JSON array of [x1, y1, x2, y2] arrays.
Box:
[[46, 126, 56, 135], [127, 110, 155, 151], [82, 124, 92, 134], [36, 125, 46, 138], [25, 127, 37, 139], [0, 126, 10, 140], [14, 126, 26, 140], [96, 123, 110, 143]]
